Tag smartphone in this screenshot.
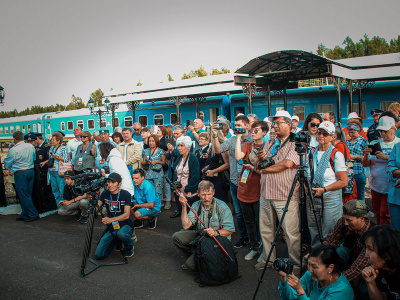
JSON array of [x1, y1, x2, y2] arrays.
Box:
[[186, 120, 194, 127], [367, 143, 382, 155], [165, 136, 175, 147]]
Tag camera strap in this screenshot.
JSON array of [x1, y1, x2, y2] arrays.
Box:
[[109, 189, 121, 216], [266, 136, 290, 158], [195, 199, 214, 229]]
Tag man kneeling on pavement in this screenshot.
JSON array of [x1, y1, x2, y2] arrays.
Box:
[[172, 180, 235, 271], [94, 173, 135, 259], [130, 168, 161, 230], [58, 171, 90, 224]]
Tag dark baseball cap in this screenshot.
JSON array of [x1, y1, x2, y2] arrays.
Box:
[[64, 170, 75, 178], [371, 109, 383, 116], [107, 172, 122, 183], [343, 200, 374, 218]]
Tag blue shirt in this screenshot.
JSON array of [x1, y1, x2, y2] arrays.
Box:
[[132, 133, 143, 142], [388, 143, 400, 205], [4, 141, 36, 174], [133, 179, 161, 211]]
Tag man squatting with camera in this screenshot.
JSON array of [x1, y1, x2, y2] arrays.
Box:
[[94, 173, 135, 259], [255, 111, 301, 275], [172, 180, 235, 271]]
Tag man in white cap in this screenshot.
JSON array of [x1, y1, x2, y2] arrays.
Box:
[[343, 112, 368, 141], [255, 111, 301, 275], [291, 115, 302, 133]]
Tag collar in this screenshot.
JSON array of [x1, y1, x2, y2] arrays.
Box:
[[201, 145, 209, 151], [356, 218, 371, 235], [15, 141, 24, 146], [38, 141, 44, 147]]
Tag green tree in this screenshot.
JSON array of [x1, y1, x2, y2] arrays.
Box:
[[211, 67, 231, 75], [181, 73, 191, 80], [136, 80, 143, 86], [167, 74, 174, 81], [90, 88, 104, 107]]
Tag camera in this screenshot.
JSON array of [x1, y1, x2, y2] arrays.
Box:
[[73, 170, 108, 195], [170, 180, 182, 190], [311, 183, 322, 197], [258, 157, 275, 170], [214, 122, 224, 130], [289, 131, 311, 144], [233, 128, 246, 134], [273, 258, 294, 274]]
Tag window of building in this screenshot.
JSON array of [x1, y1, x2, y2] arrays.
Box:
[[293, 106, 305, 121], [317, 104, 335, 114], [112, 117, 119, 128], [67, 121, 74, 130], [154, 114, 164, 126], [124, 117, 133, 127], [61, 122, 65, 131], [88, 119, 95, 129], [348, 102, 367, 119], [170, 113, 181, 125], [139, 116, 148, 127], [380, 101, 395, 111], [77, 120, 84, 129]]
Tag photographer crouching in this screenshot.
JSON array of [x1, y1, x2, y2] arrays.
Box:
[[172, 180, 235, 271], [94, 173, 135, 259]]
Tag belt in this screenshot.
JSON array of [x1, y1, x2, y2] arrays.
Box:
[[14, 168, 34, 174]]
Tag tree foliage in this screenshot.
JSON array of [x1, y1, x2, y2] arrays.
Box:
[[136, 80, 143, 86], [167, 74, 174, 81], [317, 34, 400, 59], [90, 88, 104, 107], [181, 65, 231, 79]]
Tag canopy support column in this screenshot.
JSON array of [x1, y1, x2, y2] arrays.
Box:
[[171, 96, 185, 124], [267, 85, 272, 116], [283, 86, 287, 111], [242, 83, 257, 115], [127, 101, 140, 124], [333, 77, 342, 124]]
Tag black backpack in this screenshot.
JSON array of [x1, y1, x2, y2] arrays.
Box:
[[195, 235, 239, 287]]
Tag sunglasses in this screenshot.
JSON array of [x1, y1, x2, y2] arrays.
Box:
[[134, 129, 140, 131], [316, 131, 329, 136], [310, 122, 320, 128], [80, 135, 88, 138]]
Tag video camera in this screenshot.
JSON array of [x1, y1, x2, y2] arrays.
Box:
[[73, 169, 108, 195], [289, 131, 311, 154]]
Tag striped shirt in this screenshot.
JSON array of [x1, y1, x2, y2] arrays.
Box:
[[260, 137, 300, 201]]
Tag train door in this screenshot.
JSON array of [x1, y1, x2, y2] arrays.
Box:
[[234, 106, 245, 117], [38, 122, 41, 133], [209, 108, 219, 124]]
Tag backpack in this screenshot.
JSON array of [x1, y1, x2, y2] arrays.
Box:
[[195, 235, 239, 287]]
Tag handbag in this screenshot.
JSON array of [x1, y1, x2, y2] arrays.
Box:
[[150, 164, 162, 172], [58, 161, 73, 176], [47, 157, 55, 167]]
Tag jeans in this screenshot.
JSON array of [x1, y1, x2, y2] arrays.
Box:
[[230, 183, 248, 240], [239, 200, 260, 250], [14, 170, 39, 219], [354, 172, 366, 201], [49, 170, 65, 205], [388, 203, 400, 232], [95, 225, 133, 260]]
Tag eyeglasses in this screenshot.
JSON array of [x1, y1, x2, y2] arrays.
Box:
[[310, 122, 320, 128], [134, 129, 140, 131], [316, 131, 329, 136], [198, 138, 208, 141], [249, 129, 262, 134], [80, 135, 88, 138], [273, 121, 287, 126]]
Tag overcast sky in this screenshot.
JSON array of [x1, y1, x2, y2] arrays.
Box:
[[1, 0, 399, 111]]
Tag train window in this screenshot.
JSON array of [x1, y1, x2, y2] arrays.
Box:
[[10, 126, 14, 133], [33, 124, 37, 132], [293, 106, 305, 121], [154, 114, 164, 125], [139, 116, 148, 127], [235, 107, 245, 116], [380, 101, 395, 111], [16, 125, 20, 131], [0, 127, 3, 134], [22, 125, 26, 133], [67, 121, 74, 130], [27, 125, 31, 132], [276, 107, 284, 113], [348, 103, 367, 119], [124, 117, 133, 127], [100, 118, 107, 128], [112, 117, 119, 128], [77, 120, 84, 130], [5, 127, 8, 134], [61, 122, 65, 131], [197, 111, 204, 121], [170, 113, 181, 125], [87, 119, 95, 129], [317, 104, 335, 114]]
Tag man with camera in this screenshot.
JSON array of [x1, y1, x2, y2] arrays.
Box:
[[94, 173, 135, 259], [117, 127, 142, 176], [213, 115, 251, 248], [58, 171, 90, 224], [255, 111, 301, 274], [130, 168, 161, 230], [186, 118, 206, 152], [172, 180, 235, 271]]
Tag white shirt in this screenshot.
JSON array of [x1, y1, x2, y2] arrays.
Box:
[[67, 138, 82, 163]]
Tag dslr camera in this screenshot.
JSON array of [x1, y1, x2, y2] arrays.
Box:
[[258, 156, 275, 170], [273, 258, 294, 274], [214, 122, 224, 130], [311, 183, 322, 197], [233, 128, 246, 134], [289, 131, 311, 144]]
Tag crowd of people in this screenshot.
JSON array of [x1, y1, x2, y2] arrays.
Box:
[[3, 105, 400, 299]]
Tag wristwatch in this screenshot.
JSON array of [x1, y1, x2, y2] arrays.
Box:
[[323, 187, 327, 193]]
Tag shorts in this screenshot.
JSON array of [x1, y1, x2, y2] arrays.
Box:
[[137, 208, 160, 218]]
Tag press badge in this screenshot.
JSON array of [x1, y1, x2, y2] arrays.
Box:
[[112, 221, 120, 230], [78, 157, 83, 165], [39, 155, 43, 160], [240, 169, 250, 184], [347, 161, 354, 168]]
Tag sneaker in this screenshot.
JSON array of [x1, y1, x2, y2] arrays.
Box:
[[124, 247, 134, 258], [148, 217, 157, 230], [244, 250, 259, 261], [234, 238, 250, 249], [161, 202, 165, 208], [75, 214, 82, 222], [134, 220, 143, 229], [254, 261, 273, 270], [164, 201, 171, 210], [181, 264, 188, 270], [80, 217, 88, 224], [131, 229, 138, 243]]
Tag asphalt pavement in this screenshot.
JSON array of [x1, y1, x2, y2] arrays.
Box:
[[0, 206, 284, 300]]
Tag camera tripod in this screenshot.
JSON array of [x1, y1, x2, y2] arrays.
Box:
[[80, 190, 128, 277], [252, 145, 323, 299]]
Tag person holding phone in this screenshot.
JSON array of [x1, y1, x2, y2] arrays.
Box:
[[363, 116, 399, 225]]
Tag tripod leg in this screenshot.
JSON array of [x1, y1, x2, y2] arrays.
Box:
[[81, 205, 96, 277], [304, 178, 324, 244], [252, 171, 300, 300]]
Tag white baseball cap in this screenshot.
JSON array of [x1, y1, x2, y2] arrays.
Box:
[[376, 116, 395, 131], [292, 115, 300, 122], [318, 121, 335, 135], [263, 117, 271, 123], [348, 112, 361, 120], [268, 111, 292, 123]]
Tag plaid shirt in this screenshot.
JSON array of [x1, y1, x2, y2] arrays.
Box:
[[347, 136, 368, 174], [323, 217, 374, 282]]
